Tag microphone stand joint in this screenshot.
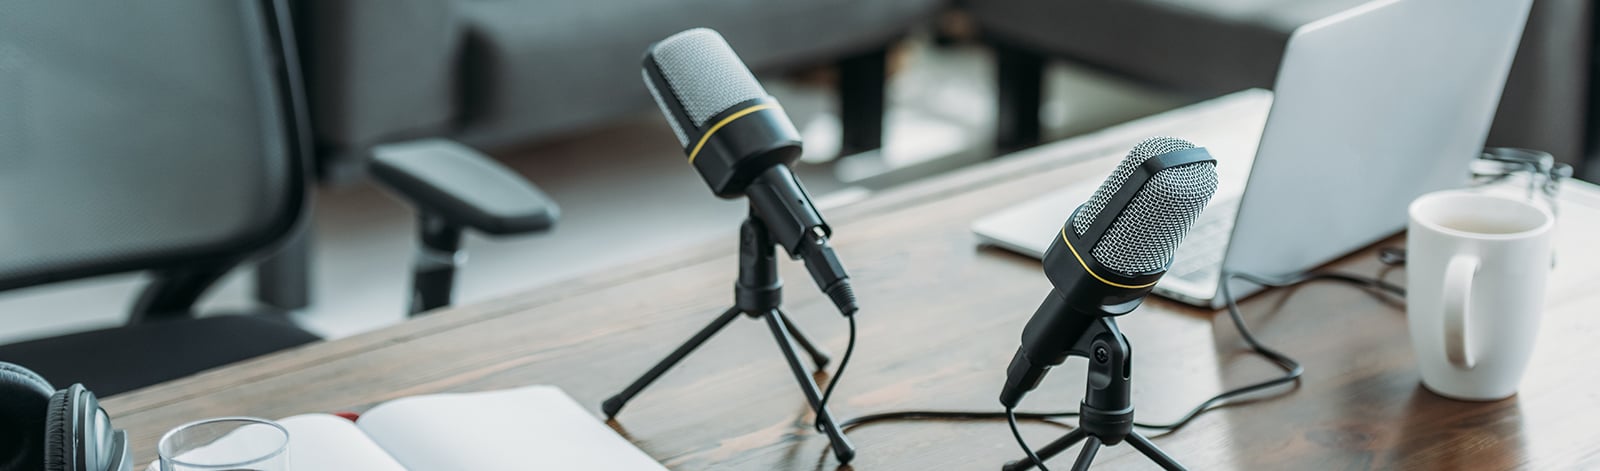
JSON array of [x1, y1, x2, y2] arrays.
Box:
[[1003, 317, 1188, 471], [601, 206, 856, 464]]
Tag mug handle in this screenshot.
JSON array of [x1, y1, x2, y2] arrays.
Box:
[[1443, 255, 1480, 369]]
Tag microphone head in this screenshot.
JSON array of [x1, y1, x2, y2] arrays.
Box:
[[640, 28, 802, 198], [1072, 137, 1218, 275], [642, 28, 768, 147]]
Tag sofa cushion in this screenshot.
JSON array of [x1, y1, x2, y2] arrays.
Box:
[[969, 0, 1367, 95], [455, 0, 941, 148], [294, 0, 462, 152]]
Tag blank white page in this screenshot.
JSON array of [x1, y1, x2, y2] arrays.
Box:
[[276, 414, 408, 471], [357, 386, 666, 471]]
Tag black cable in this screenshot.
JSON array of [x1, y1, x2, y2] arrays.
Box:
[[1237, 270, 1405, 298], [837, 267, 1404, 436], [840, 410, 1075, 428], [814, 315, 857, 432], [1378, 247, 1407, 266], [1007, 408, 1051, 471]]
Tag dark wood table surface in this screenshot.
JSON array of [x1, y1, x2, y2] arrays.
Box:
[[106, 92, 1600, 470]]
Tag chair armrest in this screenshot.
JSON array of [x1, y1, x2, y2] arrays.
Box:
[[369, 139, 558, 235]]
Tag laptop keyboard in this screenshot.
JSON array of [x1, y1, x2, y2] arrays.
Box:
[[1167, 198, 1240, 284]]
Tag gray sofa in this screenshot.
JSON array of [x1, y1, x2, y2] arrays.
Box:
[[970, 0, 1595, 179], [292, 0, 943, 180]]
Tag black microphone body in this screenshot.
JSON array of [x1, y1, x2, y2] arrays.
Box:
[[1000, 139, 1218, 408], [641, 29, 855, 315]]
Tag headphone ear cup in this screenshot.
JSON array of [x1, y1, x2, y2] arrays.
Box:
[[45, 389, 72, 471], [0, 362, 54, 471]]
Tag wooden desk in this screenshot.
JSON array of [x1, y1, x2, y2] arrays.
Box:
[[106, 92, 1600, 469]]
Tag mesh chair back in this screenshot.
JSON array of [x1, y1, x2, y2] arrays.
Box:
[[0, 0, 308, 291]]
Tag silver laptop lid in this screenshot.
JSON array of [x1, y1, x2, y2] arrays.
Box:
[[1219, 0, 1533, 295]]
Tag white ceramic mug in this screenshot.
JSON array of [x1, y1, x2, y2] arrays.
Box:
[[1407, 190, 1553, 401]]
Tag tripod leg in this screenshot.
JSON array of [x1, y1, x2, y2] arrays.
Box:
[[775, 309, 830, 369], [1126, 431, 1187, 471], [1003, 428, 1087, 471], [1069, 436, 1102, 471], [765, 310, 857, 464], [603, 307, 743, 419]]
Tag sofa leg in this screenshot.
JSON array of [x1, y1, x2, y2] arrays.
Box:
[[1586, 2, 1600, 183], [838, 47, 888, 157], [995, 41, 1044, 153]]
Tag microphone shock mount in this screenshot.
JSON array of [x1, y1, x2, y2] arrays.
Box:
[[1003, 316, 1185, 471]]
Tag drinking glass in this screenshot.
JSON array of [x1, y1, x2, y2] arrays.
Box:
[[158, 417, 288, 471]]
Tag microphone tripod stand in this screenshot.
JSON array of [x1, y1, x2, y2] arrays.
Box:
[[601, 208, 856, 464], [1004, 317, 1185, 471]]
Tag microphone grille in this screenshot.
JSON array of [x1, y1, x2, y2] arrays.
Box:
[[642, 68, 689, 146], [645, 28, 767, 130], [1073, 136, 1218, 275]]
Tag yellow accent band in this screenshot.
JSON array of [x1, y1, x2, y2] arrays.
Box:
[[1060, 227, 1160, 289], [687, 103, 777, 164]]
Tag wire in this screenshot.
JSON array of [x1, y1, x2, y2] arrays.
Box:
[[814, 315, 856, 432], [1234, 270, 1405, 298], [840, 410, 1076, 428], [1007, 408, 1051, 471], [835, 266, 1404, 440], [1378, 247, 1407, 266]]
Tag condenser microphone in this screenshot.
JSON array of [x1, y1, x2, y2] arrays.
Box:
[[999, 137, 1218, 408], [642, 28, 857, 315]]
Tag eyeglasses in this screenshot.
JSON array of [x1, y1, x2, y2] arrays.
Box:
[[1472, 147, 1574, 219], [1380, 147, 1573, 268]]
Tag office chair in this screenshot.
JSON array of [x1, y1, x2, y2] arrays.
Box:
[[0, 0, 556, 402]]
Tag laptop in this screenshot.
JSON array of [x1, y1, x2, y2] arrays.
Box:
[[973, 0, 1534, 309]]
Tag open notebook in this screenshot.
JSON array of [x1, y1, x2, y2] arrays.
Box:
[[149, 386, 665, 471]]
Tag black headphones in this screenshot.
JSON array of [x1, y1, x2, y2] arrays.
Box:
[[0, 362, 131, 471]]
